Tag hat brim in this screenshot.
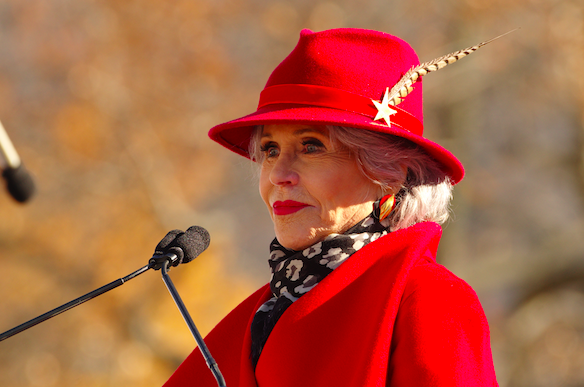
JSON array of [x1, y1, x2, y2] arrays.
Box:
[[208, 103, 464, 184]]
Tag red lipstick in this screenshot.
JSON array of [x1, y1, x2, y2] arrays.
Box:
[[272, 200, 309, 215]]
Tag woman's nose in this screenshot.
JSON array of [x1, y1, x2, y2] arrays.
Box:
[[269, 153, 299, 186]]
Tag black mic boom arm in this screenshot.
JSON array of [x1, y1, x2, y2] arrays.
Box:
[[0, 264, 151, 342]]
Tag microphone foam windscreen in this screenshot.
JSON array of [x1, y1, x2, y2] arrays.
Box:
[[177, 226, 210, 263], [3, 164, 35, 203], [155, 229, 184, 254], [155, 229, 185, 263]]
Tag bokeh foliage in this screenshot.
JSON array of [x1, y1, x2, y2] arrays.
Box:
[[1, 0, 583, 386]]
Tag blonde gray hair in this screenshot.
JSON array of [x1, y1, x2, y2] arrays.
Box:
[[249, 125, 453, 231]]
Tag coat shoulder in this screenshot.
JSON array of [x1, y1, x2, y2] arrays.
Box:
[[404, 258, 482, 309]]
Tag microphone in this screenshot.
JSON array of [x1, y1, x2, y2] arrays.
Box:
[[0, 226, 210, 341], [149, 226, 211, 269], [0, 119, 35, 203]]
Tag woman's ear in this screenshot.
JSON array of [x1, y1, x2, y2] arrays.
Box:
[[387, 164, 408, 196], [398, 164, 408, 185]]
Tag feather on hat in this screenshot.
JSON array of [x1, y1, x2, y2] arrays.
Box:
[[208, 28, 513, 184]]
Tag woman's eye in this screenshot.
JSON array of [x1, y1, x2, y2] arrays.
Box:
[[303, 140, 324, 153], [260, 143, 279, 158], [267, 147, 279, 158], [305, 144, 318, 153]]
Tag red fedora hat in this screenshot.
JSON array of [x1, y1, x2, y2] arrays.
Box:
[[208, 28, 465, 184]]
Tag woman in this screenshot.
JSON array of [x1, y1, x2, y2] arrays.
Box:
[[165, 28, 498, 386]]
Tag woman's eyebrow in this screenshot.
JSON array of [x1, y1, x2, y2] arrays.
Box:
[[293, 128, 327, 136], [260, 128, 326, 138]]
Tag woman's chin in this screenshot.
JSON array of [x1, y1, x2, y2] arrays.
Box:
[[275, 232, 316, 251], [277, 239, 310, 251]]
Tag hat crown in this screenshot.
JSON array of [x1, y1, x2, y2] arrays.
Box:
[[265, 28, 424, 124]]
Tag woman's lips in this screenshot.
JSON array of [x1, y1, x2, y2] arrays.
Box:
[[272, 200, 310, 215]]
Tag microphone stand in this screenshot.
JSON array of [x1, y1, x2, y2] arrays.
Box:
[[160, 259, 227, 387]]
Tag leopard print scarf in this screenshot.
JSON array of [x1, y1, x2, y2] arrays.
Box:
[[250, 200, 391, 368]]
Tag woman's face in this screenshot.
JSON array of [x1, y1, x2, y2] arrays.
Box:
[[259, 124, 380, 251]]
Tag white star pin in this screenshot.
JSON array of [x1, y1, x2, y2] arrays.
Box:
[[372, 87, 397, 127]]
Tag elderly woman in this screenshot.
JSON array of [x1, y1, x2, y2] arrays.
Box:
[[165, 28, 498, 386]]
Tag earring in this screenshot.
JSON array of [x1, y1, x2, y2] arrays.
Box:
[[378, 194, 395, 221]]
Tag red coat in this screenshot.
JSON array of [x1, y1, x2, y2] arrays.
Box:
[[164, 222, 498, 386]]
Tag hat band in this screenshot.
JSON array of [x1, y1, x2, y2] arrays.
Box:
[[258, 84, 423, 135]]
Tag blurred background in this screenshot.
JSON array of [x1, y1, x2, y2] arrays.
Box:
[[0, 0, 582, 386]]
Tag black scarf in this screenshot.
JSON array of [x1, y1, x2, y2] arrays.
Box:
[[250, 200, 391, 368]]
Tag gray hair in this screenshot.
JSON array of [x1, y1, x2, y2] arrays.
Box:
[[249, 125, 453, 231]]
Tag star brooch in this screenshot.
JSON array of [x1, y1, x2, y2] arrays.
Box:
[[372, 87, 397, 127]]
